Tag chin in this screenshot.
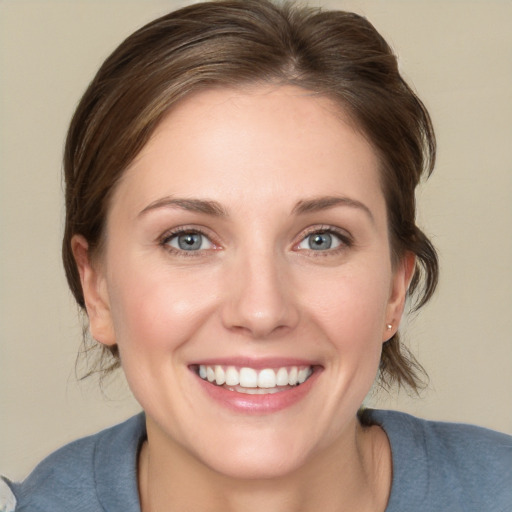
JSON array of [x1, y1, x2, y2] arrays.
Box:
[[202, 447, 309, 481], [186, 424, 323, 481]]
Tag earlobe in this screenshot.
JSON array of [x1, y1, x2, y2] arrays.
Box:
[[383, 252, 416, 341], [71, 235, 116, 346]]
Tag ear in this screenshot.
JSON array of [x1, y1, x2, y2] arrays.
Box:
[[383, 252, 415, 342], [71, 235, 116, 346]]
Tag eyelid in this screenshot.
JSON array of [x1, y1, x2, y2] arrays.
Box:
[[293, 225, 353, 252], [157, 224, 352, 255], [159, 225, 221, 253]]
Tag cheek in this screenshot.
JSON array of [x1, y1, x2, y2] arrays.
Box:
[[304, 265, 391, 343], [107, 262, 219, 355]]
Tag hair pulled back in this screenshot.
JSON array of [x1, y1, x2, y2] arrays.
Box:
[[63, 0, 438, 391]]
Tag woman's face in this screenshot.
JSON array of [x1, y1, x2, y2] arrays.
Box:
[[76, 85, 411, 479]]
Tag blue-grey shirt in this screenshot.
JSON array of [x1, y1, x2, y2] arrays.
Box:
[[3, 410, 511, 511]]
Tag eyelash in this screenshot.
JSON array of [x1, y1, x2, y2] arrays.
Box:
[[159, 226, 218, 257], [296, 226, 353, 255], [158, 225, 353, 257]]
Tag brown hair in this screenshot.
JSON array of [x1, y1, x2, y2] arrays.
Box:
[[63, 0, 438, 391]]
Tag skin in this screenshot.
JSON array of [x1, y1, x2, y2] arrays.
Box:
[[73, 85, 414, 511]]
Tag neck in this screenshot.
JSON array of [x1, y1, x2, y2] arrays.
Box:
[[138, 418, 391, 512]]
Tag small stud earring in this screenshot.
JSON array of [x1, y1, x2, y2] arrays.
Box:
[[386, 324, 392, 330]]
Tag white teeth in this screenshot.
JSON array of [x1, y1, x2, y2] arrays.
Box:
[[225, 366, 239, 386], [197, 364, 313, 389], [239, 367, 258, 388], [214, 365, 225, 385], [235, 386, 282, 395], [258, 368, 276, 388], [276, 367, 289, 386], [298, 367, 310, 384]]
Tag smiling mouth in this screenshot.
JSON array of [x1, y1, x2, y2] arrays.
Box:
[[192, 365, 315, 395]]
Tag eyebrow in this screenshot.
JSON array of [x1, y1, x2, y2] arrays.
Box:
[[138, 197, 228, 218], [138, 194, 374, 222], [292, 196, 374, 223]]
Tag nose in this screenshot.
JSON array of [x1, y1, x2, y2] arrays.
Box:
[[220, 248, 300, 339]]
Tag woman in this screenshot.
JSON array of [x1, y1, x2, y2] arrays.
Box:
[[2, 1, 510, 510]]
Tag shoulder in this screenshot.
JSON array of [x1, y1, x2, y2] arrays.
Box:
[[365, 409, 512, 512], [3, 414, 145, 512], [0, 478, 16, 512]]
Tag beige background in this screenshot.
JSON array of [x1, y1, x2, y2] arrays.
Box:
[[1, 0, 511, 481]]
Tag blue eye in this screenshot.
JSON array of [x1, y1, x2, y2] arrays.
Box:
[[297, 231, 343, 251], [166, 231, 213, 251]]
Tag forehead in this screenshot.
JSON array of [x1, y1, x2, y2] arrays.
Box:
[[112, 85, 384, 219]]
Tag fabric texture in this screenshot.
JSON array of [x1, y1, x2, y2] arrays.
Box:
[[3, 410, 511, 511], [0, 478, 16, 512], [369, 410, 512, 512]]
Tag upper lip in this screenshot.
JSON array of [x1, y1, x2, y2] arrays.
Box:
[[188, 357, 321, 370]]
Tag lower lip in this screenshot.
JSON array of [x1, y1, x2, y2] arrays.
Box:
[[193, 369, 320, 414]]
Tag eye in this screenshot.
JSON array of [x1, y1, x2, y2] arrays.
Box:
[[164, 230, 214, 252], [296, 230, 347, 251]]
